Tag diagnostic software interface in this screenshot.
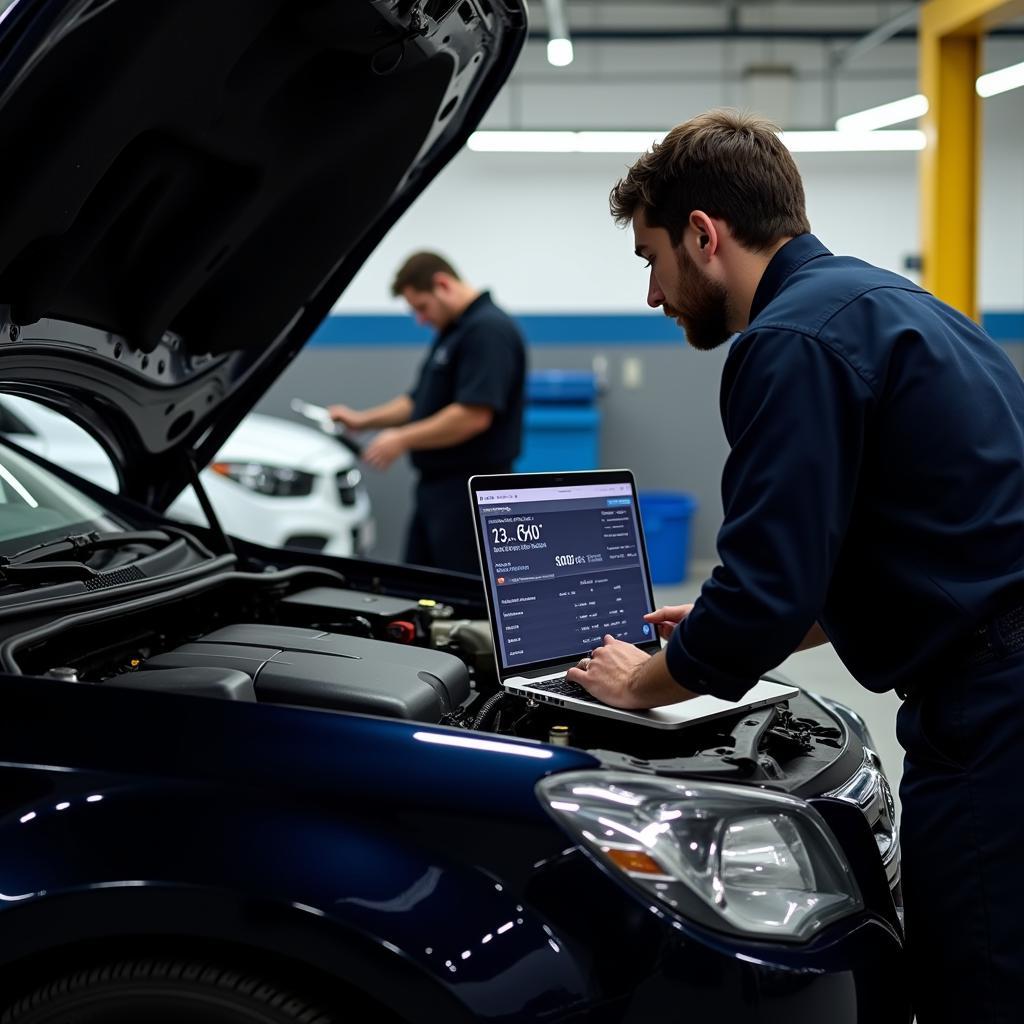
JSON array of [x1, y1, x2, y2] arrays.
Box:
[[476, 481, 656, 670]]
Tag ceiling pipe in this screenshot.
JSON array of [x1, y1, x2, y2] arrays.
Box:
[[834, 3, 921, 66]]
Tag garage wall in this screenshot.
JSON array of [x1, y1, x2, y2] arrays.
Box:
[[257, 33, 1024, 565]]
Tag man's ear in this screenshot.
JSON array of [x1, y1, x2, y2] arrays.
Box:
[[431, 271, 453, 295], [689, 210, 718, 257]]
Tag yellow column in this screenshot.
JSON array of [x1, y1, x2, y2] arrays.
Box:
[[918, 0, 1024, 320], [918, 25, 980, 319]]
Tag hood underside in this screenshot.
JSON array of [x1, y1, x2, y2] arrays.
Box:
[[0, 0, 525, 505]]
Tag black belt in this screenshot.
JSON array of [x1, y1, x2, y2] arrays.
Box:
[[896, 600, 1024, 700], [964, 602, 1024, 668]]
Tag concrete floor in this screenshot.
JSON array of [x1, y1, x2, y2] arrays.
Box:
[[653, 577, 905, 816]]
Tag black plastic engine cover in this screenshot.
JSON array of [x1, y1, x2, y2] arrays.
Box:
[[144, 624, 470, 722]]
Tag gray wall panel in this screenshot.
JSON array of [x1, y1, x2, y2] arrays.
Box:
[[257, 341, 731, 566]]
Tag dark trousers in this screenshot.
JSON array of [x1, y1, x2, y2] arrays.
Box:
[[404, 469, 509, 574], [897, 644, 1024, 1024]]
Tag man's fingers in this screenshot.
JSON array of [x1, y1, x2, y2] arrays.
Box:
[[565, 666, 588, 687], [645, 604, 694, 624], [644, 607, 680, 622]]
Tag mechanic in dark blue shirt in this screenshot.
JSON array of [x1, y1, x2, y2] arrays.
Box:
[[330, 252, 526, 573], [567, 110, 1024, 1024]]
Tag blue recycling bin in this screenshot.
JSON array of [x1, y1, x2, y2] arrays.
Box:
[[639, 491, 698, 583], [515, 370, 601, 472]]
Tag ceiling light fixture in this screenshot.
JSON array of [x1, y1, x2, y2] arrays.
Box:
[[835, 58, 1024, 131], [835, 94, 929, 132], [543, 0, 573, 67], [467, 130, 925, 154], [976, 59, 1024, 98]]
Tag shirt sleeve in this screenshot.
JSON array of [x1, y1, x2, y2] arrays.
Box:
[[664, 328, 877, 700], [452, 321, 522, 412]]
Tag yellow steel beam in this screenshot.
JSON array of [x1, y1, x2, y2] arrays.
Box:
[[921, 0, 1024, 38], [918, 25, 980, 317], [918, 0, 1024, 319]]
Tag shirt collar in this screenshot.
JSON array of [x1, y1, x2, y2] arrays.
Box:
[[748, 234, 831, 323], [440, 289, 491, 338]]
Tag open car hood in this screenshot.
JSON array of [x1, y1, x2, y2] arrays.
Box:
[[0, 0, 526, 507]]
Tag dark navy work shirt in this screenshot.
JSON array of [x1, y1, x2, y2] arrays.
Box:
[[665, 234, 1024, 700], [408, 291, 526, 478]]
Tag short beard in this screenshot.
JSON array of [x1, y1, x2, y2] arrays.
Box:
[[664, 247, 733, 351]]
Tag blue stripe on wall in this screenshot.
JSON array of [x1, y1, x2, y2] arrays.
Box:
[[308, 312, 683, 346], [984, 312, 1024, 342], [309, 310, 1024, 346]]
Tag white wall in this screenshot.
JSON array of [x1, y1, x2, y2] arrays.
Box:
[[338, 147, 923, 314]]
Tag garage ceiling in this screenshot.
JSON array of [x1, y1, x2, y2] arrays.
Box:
[[527, 2, 1023, 41]]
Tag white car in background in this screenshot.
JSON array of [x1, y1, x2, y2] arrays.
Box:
[[0, 397, 374, 557]]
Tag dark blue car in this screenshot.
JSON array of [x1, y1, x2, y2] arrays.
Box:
[[0, 0, 907, 1020]]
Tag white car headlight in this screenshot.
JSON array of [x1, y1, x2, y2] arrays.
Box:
[[538, 771, 863, 942], [336, 468, 363, 506], [210, 462, 316, 497]]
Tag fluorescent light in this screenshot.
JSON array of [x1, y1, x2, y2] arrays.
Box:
[[468, 131, 578, 152], [575, 131, 664, 152], [468, 131, 660, 153], [547, 37, 574, 67], [835, 60, 1024, 134], [836, 94, 928, 132], [543, 0, 573, 66], [977, 59, 1024, 98], [468, 129, 925, 154], [781, 129, 924, 152]]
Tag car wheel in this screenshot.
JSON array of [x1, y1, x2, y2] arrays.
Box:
[[0, 959, 337, 1024]]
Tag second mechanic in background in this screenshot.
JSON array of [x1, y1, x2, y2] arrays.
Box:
[[330, 251, 527, 574]]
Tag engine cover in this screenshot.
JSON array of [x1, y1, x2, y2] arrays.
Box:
[[144, 624, 470, 722]]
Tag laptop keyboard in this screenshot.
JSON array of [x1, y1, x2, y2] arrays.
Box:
[[527, 674, 599, 703]]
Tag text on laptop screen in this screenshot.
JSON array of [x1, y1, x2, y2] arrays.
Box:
[[476, 482, 656, 670]]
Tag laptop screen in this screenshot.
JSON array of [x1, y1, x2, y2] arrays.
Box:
[[471, 471, 660, 673]]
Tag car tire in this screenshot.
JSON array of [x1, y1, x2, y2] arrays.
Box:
[[0, 959, 337, 1024]]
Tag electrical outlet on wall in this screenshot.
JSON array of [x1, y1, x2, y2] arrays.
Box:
[[622, 356, 644, 389]]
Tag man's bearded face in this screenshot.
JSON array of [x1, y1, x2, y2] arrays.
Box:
[[662, 243, 732, 352]]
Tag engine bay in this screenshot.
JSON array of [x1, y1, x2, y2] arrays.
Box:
[[0, 562, 855, 793]]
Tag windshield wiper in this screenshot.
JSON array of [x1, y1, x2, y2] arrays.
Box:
[[0, 530, 171, 580]]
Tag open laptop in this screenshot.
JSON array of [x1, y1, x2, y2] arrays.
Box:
[[469, 469, 798, 730]]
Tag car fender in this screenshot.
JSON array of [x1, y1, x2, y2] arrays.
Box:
[[0, 781, 593, 1022]]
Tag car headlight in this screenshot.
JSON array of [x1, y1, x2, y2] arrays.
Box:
[[539, 771, 863, 943], [210, 462, 316, 497], [336, 467, 362, 506]]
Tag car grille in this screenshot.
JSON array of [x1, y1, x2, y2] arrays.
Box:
[[285, 535, 328, 552], [825, 750, 901, 885]]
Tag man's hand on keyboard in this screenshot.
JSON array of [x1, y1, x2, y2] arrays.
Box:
[[565, 634, 700, 710]]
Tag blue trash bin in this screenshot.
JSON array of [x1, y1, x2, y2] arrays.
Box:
[[515, 370, 601, 472], [516, 406, 600, 472], [639, 491, 698, 584]]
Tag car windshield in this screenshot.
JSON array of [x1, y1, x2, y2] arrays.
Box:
[[0, 440, 123, 556]]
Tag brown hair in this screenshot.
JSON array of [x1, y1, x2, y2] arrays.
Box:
[[609, 109, 810, 250], [391, 251, 460, 296]]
